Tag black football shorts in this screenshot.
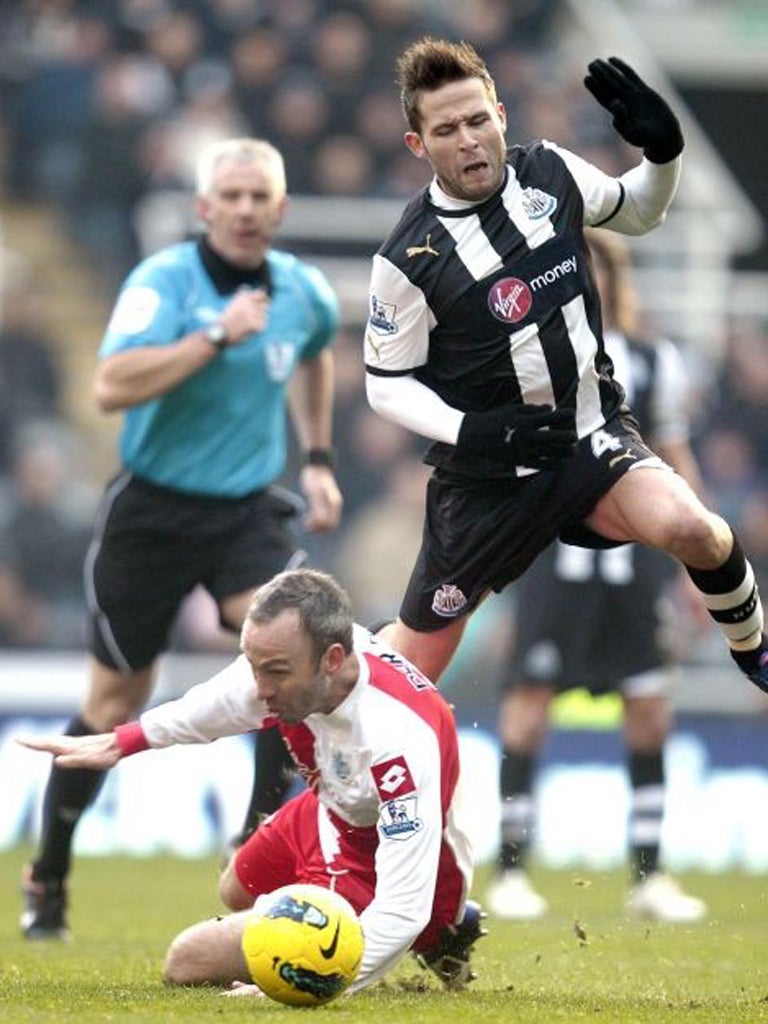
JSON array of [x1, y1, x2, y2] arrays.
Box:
[[85, 472, 305, 671], [399, 412, 664, 632], [503, 537, 676, 694]]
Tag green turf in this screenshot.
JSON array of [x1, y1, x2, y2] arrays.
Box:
[[2, 846, 768, 1023]]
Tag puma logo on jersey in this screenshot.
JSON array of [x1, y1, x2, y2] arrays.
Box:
[[365, 330, 382, 359], [406, 234, 439, 258]]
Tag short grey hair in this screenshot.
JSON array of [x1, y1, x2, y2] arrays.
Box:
[[247, 569, 354, 661], [195, 137, 287, 198]]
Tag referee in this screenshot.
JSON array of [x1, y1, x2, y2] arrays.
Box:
[[22, 137, 343, 939]]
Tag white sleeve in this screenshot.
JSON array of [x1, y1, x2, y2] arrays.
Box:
[[348, 731, 444, 992], [547, 142, 681, 235], [365, 372, 464, 444], [649, 337, 691, 446], [364, 253, 436, 373], [364, 251, 463, 443], [610, 157, 681, 234], [140, 655, 267, 747]]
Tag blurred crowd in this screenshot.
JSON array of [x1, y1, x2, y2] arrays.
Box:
[[0, 0, 767, 675], [0, 0, 570, 283]]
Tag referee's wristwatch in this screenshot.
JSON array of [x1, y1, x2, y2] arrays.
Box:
[[204, 321, 228, 351]]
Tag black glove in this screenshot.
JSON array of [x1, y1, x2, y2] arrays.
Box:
[[584, 56, 683, 164], [456, 402, 577, 470]]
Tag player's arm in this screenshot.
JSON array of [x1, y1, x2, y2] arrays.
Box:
[[346, 739, 445, 992], [364, 258, 576, 468], [553, 57, 683, 236], [552, 143, 680, 236], [288, 347, 342, 532], [18, 656, 266, 766], [18, 731, 124, 769], [366, 372, 463, 443]]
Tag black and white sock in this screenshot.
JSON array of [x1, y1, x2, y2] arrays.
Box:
[[628, 750, 664, 883], [685, 534, 764, 664]]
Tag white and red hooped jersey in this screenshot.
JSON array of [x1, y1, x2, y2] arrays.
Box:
[[116, 625, 473, 989]]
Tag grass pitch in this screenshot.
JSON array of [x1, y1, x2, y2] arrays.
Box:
[[2, 846, 768, 1023]]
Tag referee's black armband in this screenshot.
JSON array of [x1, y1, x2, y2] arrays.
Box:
[[303, 447, 336, 469]]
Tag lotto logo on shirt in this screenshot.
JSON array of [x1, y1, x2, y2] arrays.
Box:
[[487, 277, 532, 324], [371, 756, 416, 799]]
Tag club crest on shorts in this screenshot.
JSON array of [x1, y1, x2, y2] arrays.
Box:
[[432, 583, 467, 617]]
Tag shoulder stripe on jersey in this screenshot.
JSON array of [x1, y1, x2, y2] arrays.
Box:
[[592, 181, 625, 227]]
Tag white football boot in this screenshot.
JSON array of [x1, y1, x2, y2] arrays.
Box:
[[626, 872, 707, 922], [486, 869, 548, 920]]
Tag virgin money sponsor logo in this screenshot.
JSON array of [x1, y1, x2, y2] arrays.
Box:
[[529, 255, 577, 292], [488, 277, 532, 324], [488, 255, 578, 324]]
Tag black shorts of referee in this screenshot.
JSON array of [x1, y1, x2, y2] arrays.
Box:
[[85, 472, 306, 672]]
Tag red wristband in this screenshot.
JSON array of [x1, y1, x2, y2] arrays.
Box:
[[114, 721, 150, 757]]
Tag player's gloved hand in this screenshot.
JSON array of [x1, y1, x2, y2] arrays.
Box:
[[584, 56, 683, 164], [455, 402, 577, 470]]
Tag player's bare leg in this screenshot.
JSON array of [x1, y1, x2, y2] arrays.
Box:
[[384, 616, 469, 683], [586, 467, 767, 688], [164, 911, 252, 986]]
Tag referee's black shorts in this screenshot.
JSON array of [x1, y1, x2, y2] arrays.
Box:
[[399, 412, 666, 633], [85, 472, 305, 672]]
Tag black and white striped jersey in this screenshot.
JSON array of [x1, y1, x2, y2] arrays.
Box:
[[606, 329, 690, 450], [365, 141, 635, 478]]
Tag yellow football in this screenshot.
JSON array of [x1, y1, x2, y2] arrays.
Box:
[[241, 883, 365, 1005]]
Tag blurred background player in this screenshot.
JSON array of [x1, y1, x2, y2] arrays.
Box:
[[488, 230, 707, 922], [21, 137, 343, 940]]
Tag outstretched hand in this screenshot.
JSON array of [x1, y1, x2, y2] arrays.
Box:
[[17, 732, 123, 770], [584, 56, 683, 164]]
